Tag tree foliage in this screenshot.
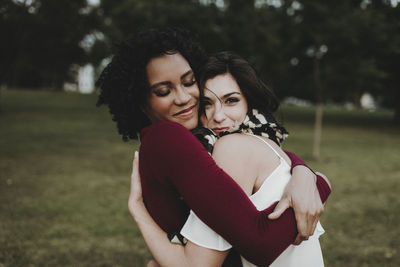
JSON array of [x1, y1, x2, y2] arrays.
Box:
[[0, 0, 98, 89], [1, 0, 399, 122]]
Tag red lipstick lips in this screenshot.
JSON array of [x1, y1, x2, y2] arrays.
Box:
[[212, 127, 230, 134]]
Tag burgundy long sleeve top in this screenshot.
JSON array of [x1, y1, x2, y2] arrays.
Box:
[[139, 121, 331, 266]]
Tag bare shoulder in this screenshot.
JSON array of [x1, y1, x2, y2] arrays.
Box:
[[212, 134, 260, 171], [214, 133, 290, 165], [212, 134, 261, 195], [214, 133, 257, 155], [213, 134, 275, 160]]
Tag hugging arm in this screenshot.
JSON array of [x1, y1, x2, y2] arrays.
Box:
[[140, 122, 331, 266], [271, 152, 330, 244], [129, 153, 229, 267]]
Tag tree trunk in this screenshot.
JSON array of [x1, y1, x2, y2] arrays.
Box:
[[312, 55, 324, 160], [312, 103, 323, 159]]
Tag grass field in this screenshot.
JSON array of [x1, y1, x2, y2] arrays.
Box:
[[1, 89, 399, 266]]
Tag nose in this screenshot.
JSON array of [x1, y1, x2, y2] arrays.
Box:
[[213, 104, 226, 123], [174, 86, 191, 106]]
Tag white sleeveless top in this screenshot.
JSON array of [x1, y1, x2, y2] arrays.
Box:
[[180, 134, 325, 267]]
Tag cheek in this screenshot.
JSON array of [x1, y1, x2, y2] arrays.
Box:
[[239, 101, 248, 121], [189, 85, 200, 99], [147, 97, 172, 119], [231, 103, 248, 123]]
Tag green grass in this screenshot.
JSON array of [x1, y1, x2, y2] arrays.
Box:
[[1, 89, 399, 266], [280, 106, 400, 267]]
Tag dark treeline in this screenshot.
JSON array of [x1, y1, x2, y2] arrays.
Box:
[[1, 0, 399, 122]]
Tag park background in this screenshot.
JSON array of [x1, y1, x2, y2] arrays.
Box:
[[1, 0, 399, 266]]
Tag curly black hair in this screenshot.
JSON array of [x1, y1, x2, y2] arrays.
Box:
[[198, 51, 280, 118], [96, 28, 207, 140]]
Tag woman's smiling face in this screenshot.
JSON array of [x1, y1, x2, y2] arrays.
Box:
[[200, 73, 248, 135], [145, 53, 200, 130]]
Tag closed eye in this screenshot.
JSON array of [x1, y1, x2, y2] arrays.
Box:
[[155, 91, 170, 97], [181, 70, 196, 87], [183, 79, 196, 87], [153, 86, 171, 97]]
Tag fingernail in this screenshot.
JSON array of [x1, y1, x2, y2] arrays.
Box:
[[134, 151, 138, 158]]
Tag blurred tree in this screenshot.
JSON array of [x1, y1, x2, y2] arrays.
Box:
[[224, 1, 287, 91], [281, 0, 338, 159], [372, 2, 400, 123], [96, 0, 224, 57], [222, 0, 256, 57], [276, 0, 400, 156], [1, 0, 398, 124], [336, 1, 400, 123], [0, 0, 98, 89]]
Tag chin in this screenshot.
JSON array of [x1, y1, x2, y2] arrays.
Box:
[[180, 118, 198, 130]]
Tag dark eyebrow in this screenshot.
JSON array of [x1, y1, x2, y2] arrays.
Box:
[[222, 92, 241, 98]]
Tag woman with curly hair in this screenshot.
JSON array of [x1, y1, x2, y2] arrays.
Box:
[[128, 51, 330, 267], [97, 28, 331, 266]]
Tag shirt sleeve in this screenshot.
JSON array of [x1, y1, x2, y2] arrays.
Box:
[[140, 121, 331, 266]]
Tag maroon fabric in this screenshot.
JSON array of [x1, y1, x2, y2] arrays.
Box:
[[140, 121, 331, 266]]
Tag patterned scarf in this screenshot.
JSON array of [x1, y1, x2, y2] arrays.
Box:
[[191, 109, 289, 154]]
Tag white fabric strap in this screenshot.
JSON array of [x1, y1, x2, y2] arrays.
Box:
[[244, 133, 283, 160]]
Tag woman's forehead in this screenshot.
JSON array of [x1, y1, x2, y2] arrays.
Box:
[[146, 53, 192, 84], [204, 73, 241, 97]]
